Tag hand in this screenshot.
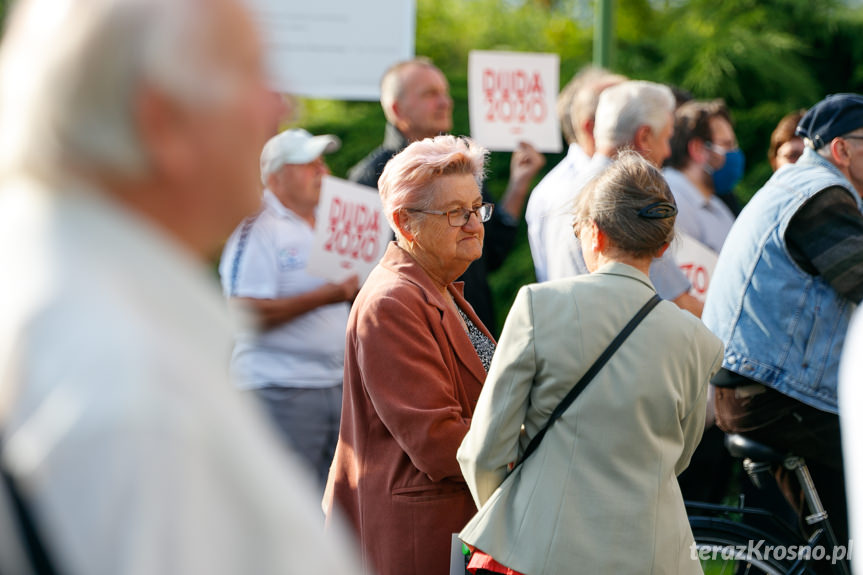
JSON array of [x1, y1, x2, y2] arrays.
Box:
[[509, 141, 545, 185], [672, 292, 704, 318], [332, 274, 360, 302]]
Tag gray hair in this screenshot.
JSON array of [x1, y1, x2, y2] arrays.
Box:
[[0, 0, 244, 180], [570, 70, 627, 145], [574, 150, 676, 259], [556, 67, 603, 145], [816, 143, 833, 161], [593, 81, 675, 151], [379, 57, 437, 125]]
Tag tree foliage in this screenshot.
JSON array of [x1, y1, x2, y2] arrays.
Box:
[[2, 0, 861, 323], [299, 0, 863, 326]]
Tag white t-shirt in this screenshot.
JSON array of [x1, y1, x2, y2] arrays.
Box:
[[219, 190, 349, 390]]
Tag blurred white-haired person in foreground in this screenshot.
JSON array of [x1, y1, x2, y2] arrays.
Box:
[[0, 0, 361, 573]]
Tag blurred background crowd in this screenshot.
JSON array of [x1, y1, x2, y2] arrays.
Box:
[[281, 0, 863, 327]]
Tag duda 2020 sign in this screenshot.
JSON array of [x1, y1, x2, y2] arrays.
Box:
[[468, 51, 561, 153]]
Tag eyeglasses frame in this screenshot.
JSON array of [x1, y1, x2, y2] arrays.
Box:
[[407, 202, 494, 227]]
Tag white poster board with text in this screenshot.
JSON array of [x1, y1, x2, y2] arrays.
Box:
[[246, 0, 415, 99], [468, 50, 562, 153], [673, 232, 719, 302], [307, 176, 390, 283]]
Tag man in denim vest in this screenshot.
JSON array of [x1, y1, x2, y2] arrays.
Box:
[[703, 94, 863, 546]]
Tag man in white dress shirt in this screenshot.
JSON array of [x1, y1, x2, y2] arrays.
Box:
[[543, 80, 702, 316], [525, 66, 626, 282], [0, 0, 361, 573]]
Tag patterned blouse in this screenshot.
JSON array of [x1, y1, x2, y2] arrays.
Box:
[[458, 308, 496, 372]]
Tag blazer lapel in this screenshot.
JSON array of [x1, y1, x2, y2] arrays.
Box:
[[444, 283, 492, 385], [380, 242, 492, 385]]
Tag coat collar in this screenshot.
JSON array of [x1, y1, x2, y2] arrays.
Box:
[[592, 261, 657, 293], [379, 242, 492, 382], [382, 123, 410, 153], [796, 147, 863, 210]]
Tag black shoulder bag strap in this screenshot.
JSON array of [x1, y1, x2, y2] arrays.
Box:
[[513, 293, 662, 471], [0, 436, 60, 575]]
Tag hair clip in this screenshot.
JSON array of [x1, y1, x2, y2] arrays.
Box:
[[637, 201, 677, 219]]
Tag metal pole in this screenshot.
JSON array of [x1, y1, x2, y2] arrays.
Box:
[[593, 0, 613, 69]]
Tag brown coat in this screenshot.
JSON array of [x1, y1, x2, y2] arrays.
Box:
[[325, 243, 490, 575]]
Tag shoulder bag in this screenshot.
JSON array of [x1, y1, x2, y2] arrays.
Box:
[[513, 293, 661, 471]]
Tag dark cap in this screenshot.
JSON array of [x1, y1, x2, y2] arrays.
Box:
[[796, 93, 863, 150]]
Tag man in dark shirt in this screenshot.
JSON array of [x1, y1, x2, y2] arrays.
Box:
[[349, 58, 545, 334], [703, 94, 863, 547]]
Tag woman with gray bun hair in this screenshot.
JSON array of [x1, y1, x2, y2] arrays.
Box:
[[457, 150, 724, 575], [573, 148, 678, 259]]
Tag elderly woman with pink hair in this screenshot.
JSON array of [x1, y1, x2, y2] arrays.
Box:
[[324, 135, 495, 575]]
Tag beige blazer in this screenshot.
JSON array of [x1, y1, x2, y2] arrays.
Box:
[[458, 262, 723, 575]]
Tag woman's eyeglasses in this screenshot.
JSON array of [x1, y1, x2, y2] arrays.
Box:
[[409, 203, 494, 227]]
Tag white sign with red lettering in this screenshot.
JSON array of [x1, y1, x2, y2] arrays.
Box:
[[673, 232, 719, 302], [468, 50, 562, 153], [307, 176, 390, 283]]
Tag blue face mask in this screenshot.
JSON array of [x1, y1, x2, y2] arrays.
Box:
[[712, 149, 745, 195]]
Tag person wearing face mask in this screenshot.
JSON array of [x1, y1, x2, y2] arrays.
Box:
[[707, 113, 746, 216], [663, 100, 738, 255], [661, 100, 739, 507]]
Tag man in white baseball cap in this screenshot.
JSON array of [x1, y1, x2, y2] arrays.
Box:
[[260, 128, 341, 177], [219, 129, 359, 492]]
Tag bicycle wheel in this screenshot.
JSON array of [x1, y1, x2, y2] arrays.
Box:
[[690, 516, 804, 574]]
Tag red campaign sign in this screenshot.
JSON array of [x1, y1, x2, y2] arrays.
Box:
[[482, 68, 547, 124], [673, 232, 718, 303], [323, 197, 381, 265], [308, 176, 389, 283], [680, 263, 710, 297], [468, 51, 561, 152]]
